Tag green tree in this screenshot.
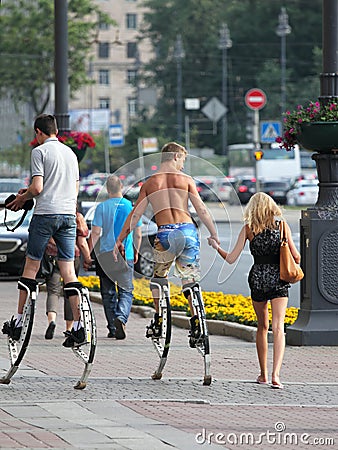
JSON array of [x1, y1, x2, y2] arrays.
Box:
[[0, 0, 114, 115], [140, 0, 322, 152]]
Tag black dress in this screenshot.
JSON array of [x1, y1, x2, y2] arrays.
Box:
[[248, 226, 290, 302]]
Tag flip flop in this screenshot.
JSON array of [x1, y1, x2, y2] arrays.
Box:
[[271, 381, 284, 389], [256, 376, 268, 385]]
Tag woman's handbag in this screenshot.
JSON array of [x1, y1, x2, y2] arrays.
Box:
[[279, 221, 304, 284]]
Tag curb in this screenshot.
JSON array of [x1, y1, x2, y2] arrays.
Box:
[[89, 292, 273, 343]]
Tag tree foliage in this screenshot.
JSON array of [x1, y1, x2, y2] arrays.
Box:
[[0, 0, 114, 115], [140, 0, 322, 152]]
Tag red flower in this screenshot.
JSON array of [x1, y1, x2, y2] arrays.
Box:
[[30, 131, 96, 150]]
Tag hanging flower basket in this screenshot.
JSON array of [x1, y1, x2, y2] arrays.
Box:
[[275, 101, 338, 152], [30, 131, 96, 163]]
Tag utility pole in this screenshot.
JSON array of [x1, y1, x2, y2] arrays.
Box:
[[54, 0, 70, 133], [174, 35, 185, 143], [218, 23, 232, 166], [276, 7, 291, 117]]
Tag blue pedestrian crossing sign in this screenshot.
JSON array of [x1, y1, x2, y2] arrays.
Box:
[[109, 124, 124, 146], [260, 121, 282, 143]]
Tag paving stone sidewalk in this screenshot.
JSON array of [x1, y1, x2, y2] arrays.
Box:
[[0, 280, 337, 449]]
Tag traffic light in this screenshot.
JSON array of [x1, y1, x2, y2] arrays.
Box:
[[254, 150, 264, 161]]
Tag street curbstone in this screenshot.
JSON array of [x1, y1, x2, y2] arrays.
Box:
[[89, 292, 273, 343]]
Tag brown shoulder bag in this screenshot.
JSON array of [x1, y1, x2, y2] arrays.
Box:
[[279, 221, 304, 284]]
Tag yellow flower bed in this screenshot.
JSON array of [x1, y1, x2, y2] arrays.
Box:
[[78, 276, 299, 328]]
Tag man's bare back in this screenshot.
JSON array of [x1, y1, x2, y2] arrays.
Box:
[[143, 172, 194, 226]]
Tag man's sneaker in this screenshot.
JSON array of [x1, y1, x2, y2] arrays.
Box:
[[145, 313, 162, 338], [107, 331, 115, 338], [2, 316, 22, 341], [189, 315, 201, 348], [62, 327, 86, 348], [45, 321, 56, 340], [114, 318, 126, 340]]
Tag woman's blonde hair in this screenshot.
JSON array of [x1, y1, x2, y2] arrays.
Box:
[[243, 192, 283, 235]]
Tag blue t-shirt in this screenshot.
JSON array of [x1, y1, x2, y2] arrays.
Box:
[[92, 197, 142, 260]]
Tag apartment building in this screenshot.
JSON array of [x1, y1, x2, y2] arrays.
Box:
[[69, 0, 154, 134]]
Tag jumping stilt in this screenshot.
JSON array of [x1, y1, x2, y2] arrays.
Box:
[[64, 285, 97, 390], [146, 280, 171, 380], [184, 283, 211, 385], [0, 280, 37, 384]]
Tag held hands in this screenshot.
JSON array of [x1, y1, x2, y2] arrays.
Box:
[[208, 237, 219, 250], [207, 235, 220, 248]]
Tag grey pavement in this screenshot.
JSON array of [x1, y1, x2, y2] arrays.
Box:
[[1, 279, 338, 449]]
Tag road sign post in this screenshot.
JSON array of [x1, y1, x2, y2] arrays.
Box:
[[109, 124, 124, 146], [244, 89, 267, 194]]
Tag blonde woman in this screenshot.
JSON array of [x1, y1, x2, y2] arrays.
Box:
[[210, 192, 300, 389]]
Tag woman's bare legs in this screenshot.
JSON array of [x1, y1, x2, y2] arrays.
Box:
[[252, 300, 269, 383], [270, 296, 288, 386]]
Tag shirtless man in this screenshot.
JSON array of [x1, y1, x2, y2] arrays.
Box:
[[114, 141, 219, 342]]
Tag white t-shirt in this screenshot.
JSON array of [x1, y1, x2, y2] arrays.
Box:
[[31, 137, 79, 215]]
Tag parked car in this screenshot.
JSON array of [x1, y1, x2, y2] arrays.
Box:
[[286, 179, 319, 206], [194, 178, 217, 202], [0, 178, 26, 204], [228, 176, 257, 205], [84, 203, 158, 278], [260, 180, 290, 205], [214, 177, 237, 202], [0, 208, 32, 276]]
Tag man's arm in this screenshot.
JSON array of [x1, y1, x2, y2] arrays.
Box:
[[87, 225, 101, 254], [7, 176, 43, 211], [133, 225, 142, 264], [114, 187, 148, 258], [188, 180, 220, 245]]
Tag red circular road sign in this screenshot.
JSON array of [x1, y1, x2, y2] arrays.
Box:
[[245, 88, 267, 110]]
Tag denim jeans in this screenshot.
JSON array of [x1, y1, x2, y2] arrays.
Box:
[[28, 214, 76, 261], [99, 261, 133, 334]]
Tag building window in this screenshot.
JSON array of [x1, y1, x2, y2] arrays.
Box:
[[99, 21, 109, 30], [99, 69, 109, 85], [99, 98, 110, 109], [98, 42, 110, 58], [127, 42, 137, 59], [128, 98, 137, 117], [127, 69, 137, 84], [126, 13, 137, 30]]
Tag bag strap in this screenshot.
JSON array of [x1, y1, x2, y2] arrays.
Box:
[[4, 208, 30, 232], [279, 220, 287, 243]]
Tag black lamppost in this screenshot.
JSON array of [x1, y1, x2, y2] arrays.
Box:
[[54, 0, 70, 133], [276, 7, 291, 117], [286, 0, 338, 346], [174, 35, 185, 143], [218, 23, 232, 160]]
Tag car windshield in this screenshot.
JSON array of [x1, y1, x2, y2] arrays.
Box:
[[0, 181, 24, 192]]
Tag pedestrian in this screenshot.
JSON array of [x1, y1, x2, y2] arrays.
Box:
[[210, 192, 301, 389], [2, 114, 86, 348], [86, 175, 142, 339], [44, 211, 92, 339], [114, 142, 219, 346]]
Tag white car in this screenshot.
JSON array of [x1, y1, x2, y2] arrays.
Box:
[[0, 178, 26, 204], [214, 177, 237, 202], [286, 179, 319, 206]]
